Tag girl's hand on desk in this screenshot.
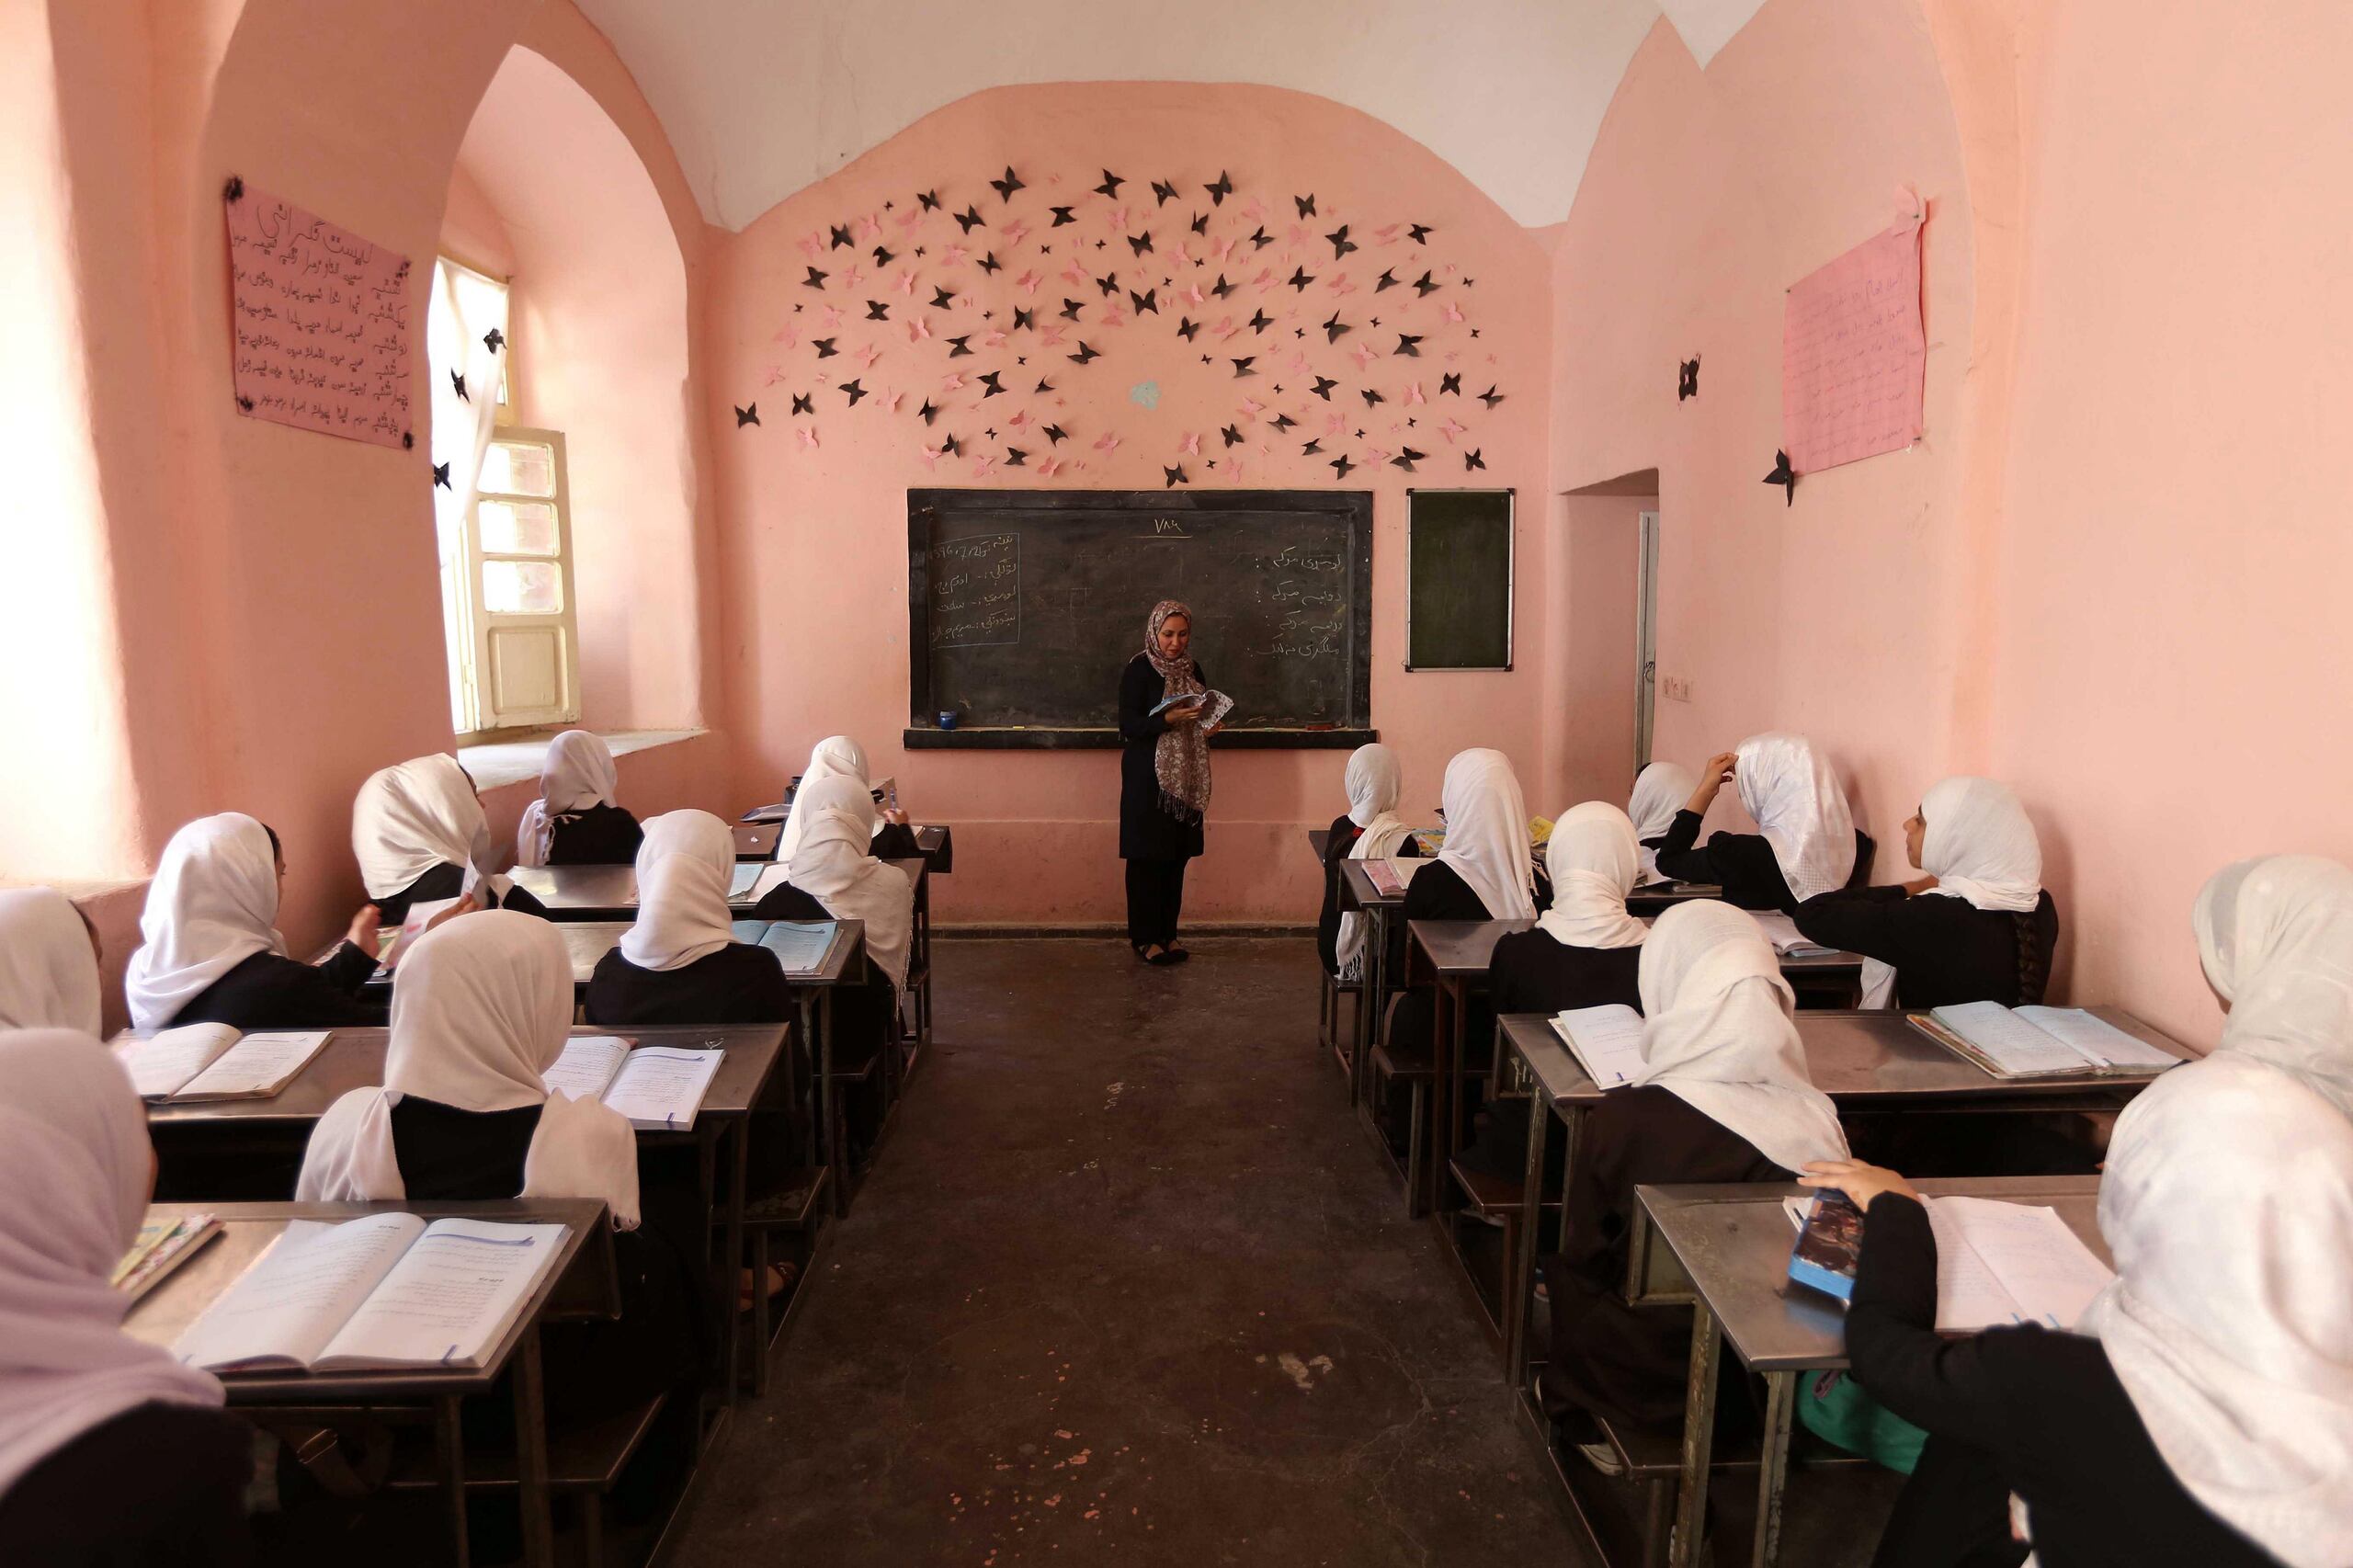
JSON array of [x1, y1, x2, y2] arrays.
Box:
[[1799, 1159, 1921, 1211]]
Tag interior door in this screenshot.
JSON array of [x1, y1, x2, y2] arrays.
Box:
[[1633, 508, 1660, 769]]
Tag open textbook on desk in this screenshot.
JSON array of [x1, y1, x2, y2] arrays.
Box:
[[111, 1025, 333, 1103], [1784, 1191, 2114, 1331], [1910, 1002, 2178, 1079], [539, 1036, 723, 1131]]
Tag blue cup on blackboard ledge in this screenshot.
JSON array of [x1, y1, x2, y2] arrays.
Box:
[[937, 710, 959, 731]]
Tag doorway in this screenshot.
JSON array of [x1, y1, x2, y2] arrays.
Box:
[[1557, 471, 1661, 801]]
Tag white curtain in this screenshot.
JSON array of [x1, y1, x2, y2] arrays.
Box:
[[426, 260, 508, 728]]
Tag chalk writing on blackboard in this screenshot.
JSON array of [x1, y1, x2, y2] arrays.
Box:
[[1242, 542, 1347, 661], [1781, 214, 1924, 475], [929, 533, 1021, 647], [225, 184, 415, 449]]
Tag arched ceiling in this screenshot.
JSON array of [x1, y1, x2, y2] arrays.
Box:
[[574, 0, 1769, 233]]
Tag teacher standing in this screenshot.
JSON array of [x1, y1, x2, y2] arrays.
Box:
[[1119, 600, 1217, 965]]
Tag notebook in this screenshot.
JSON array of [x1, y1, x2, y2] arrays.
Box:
[[111, 1026, 334, 1103], [539, 1036, 723, 1131], [1549, 1004, 1648, 1088], [1361, 858, 1431, 899], [1910, 1002, 2179, 1079], [1747, 911, 1841, 959], [750, 920, 840, 975], [113, 1212, 223, 1302], [727, 862, 765, 899], [1784, 1193, 2116, 1330], [172, 1212, 569, 1373]]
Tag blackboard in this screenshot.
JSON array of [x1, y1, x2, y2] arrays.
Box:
[[1405, 488, 1516, 669], [906, 489, 1375, 748]]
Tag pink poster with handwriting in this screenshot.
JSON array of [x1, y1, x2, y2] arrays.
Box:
[[1781, 215, 1923, 474], [225, 184, 415, 448]]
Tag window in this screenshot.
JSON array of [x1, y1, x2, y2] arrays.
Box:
[[428, 257, 580, 734]]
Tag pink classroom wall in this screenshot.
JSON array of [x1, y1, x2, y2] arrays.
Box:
[[3, 0, 727, 962], [707, 83, 1552, 926]]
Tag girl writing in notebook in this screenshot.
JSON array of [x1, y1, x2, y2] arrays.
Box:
[[1319, 743, 1419, 981], [1650, 733, 1871, 911], [1540, 902, 1848, 1471], [125, 812, 390, 1031], [514, 729, 642, 867], [0, 1029, 250, 1564], [0, 887, 103, 1032]]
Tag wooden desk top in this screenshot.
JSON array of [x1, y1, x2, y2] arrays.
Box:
[[147, 1024, 787, 1131], [1624, 881, 1722, 914], [123, 1198, 608, 1401], [1635, 1177, 2105, 1372], [733, 823, 779, 859], [1409, 919, 1863, 982], [1307, 827, 1330, 860], [1500, 1006, 2185, 1109]]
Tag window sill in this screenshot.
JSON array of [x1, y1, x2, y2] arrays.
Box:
[[457, 727, 707, 792]]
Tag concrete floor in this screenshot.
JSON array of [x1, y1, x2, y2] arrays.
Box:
[[665, 937, 1596, 1567]]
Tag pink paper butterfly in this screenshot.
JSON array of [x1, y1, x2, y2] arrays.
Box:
[[797, 427, 820, 450], [1093, 431, 1121, 453], [1178, 432, 1201, 457]]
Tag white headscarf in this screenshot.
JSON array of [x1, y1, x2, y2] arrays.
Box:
[[1733, 733, 1856, 903], [1627, 761, 1696, 885], [1856, 775, 2047, 1007], [775, 736, 870, 868], [1336, 744, 1413, 979], [514, 731, 620, 869], [353, 755, 496, 900], [789, 778, 914, 993], [620, 812, 736, 973], [0, 888, 102, 1034], [1631, 902, 1848, 1172], [2077, 1056, 2353, 1568], [1536, 803, 1650, 950], [296, 912, 639, 1229], [0, 1029, 224, 1496], [1435, 749, 1536, 921], [2192, 854, 2353, 1119], [122, 813, 287, 1034]]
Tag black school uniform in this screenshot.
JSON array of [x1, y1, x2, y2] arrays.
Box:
[[1540, 1087, 1786, 1437], [167, 943, 386, 1029], [370, 863, 549, 927], [747, 881, 895, 1074], [1315, 814, 1423, 976], [0, 1401, 254, 1566], [1793, 888, 2060, 1010], [585, 944, 792, 1028], [1847, 1196, 2272, 1568], [869, 820, 923, 861], [388, 1097, 706, 1415], [544, 802, 643, 866], [1457, 931, 1646, 1180], [1652, 809, 1874, 912]]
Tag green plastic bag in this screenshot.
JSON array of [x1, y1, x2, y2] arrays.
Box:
[[1796, 1369, 1928, 1475]]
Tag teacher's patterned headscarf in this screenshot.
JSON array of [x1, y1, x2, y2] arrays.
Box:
[[1144, 600, 1211, 823]]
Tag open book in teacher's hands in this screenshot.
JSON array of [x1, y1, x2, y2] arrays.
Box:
[[171, 1212, 571, 1373], [1149, 689, 1234, 730]]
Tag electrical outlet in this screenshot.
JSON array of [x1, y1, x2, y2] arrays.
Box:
[[1662, 675, 1693, 703]]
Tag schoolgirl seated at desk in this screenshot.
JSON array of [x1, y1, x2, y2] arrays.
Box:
[[1319, 742, 1419, 980], [1624, 761, 1694, 885], [0, 1029, 252, 1566], [586, 811, 792, 1027], [514, 729, 642, 868], [752, 777, 913, 1085], [0, 886, 103, 1032], [773, 735, 921, 867], [352, 753, 548, 925], [1540, 903, 1849, 1464], [1651, 733, 1871, 912], [125, 812, 389, 1032]]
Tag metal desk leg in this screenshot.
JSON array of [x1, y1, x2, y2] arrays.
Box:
[[436, 1394, 472, 1568], [823, 989, 846, 1218], [725, 1115, 750, 1398], [511, 1327, 555, 1568], [1504, 1086, 1551, 1382], [1669, 1300, 1722, 1568], [1752, 1369, 1796, 1568], [1352, 906, 1384, 1110]]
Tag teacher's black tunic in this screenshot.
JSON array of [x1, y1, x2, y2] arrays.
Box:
[[1118, 653, 1208, 861]]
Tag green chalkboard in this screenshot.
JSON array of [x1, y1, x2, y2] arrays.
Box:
[[1405, 489, 1515, 669]]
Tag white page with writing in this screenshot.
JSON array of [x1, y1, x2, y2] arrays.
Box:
[[172, 1212, 426, 1371], [1747, 911, 1836, 957], [2014, 1008, 2176, 1070], [174, 1030, 332, 1101], [1552, 1005, 1648, 1088], [1936, 1197, 2114, 1329], [1923, 1199, 2026, 1332], [1929, 1001, 2087, 1075], [540, 1036, 631, 1102], [600, 1046, 723, 1131], [315, 1220, 567, 1369], [760, 920, 838, 974], [114, 1024, 242, 1100]]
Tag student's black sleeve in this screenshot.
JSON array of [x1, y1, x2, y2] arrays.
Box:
[[1842, 1194, 2011, 1449], [315, 940, 378, 995], [870, 821, 923, 860], [1790, 885, 1914, 964], [1649, 808, 1716, 884], [494, 882, 549, 917]]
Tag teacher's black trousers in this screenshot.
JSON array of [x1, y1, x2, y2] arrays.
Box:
[[1125, 858, 1188, 949]]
